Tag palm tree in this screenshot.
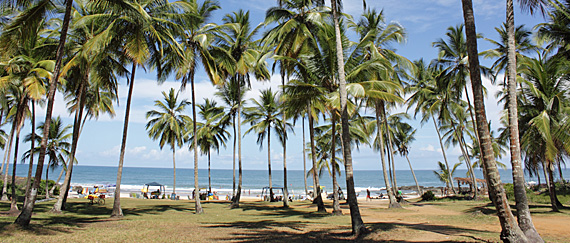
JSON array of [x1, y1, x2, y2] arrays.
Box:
[[86, 0, 183, 218], [215, 79, 246, 198], [23, 116, 73, 199], [244, 89, 290, 202], [391, 116, 422, 195], [330, 0, 366, 234], [190, 98, 229, 193], [14, 0, 74, 227], [505, 1, 547, 239], [216, 10, 271, 208], [434, 161, 461, 195], [407, 59, 457, 194], [53, 0, 121, 212], [460, 1, 527, 241], [146, 88, 190, 195], [518, 52, 569, 212]]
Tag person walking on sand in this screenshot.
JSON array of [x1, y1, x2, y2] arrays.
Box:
[[366, 189, 371, 201]]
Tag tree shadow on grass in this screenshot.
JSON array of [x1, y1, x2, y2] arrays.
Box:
[[237, 202, 330, 219], [203, 220, 354, 242], [364, 222, 495, 242]]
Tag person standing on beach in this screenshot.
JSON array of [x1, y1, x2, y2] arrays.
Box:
[[366, 189, 371, 201]]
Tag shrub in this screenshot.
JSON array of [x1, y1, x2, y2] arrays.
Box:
[[421, 191, 436, 201]]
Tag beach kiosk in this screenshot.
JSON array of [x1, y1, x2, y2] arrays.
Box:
[[143, 182, 165, 199]]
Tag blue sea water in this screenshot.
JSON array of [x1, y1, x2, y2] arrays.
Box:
[[11, 164, 570, 194]]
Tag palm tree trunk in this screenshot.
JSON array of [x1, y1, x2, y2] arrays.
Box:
[[546, 164, 560, 211], [15, 0, 73, 226], [231, 102, 243, 208], [282, 80, 289, 207], [542, 161, 550, 190], [405, 155, 422, 196], [24, 102, 35, 205], [1, 119, 16, 201], [376, 104, 400, 208], [506, 1, 542, 240], [450, 120, 477, 199], [50, 164, 65, 196], [308, 106, 325, 212], [190, 69, 203, 214], [232, 116, 236, 197], [382, 104, 398, 194], [45, 164, 49, 199], [432, 116, 455, 193], [558, 162, 564, 183], [331, 0, 365, 235], [303, 116, 308, 197], [54, 83, 86, 211], [172, 146, 176, 194], [282, 118, 289, 207], [111, 63, 137, 218], [331, 117, 341, 215], [208, 149, 211, 193], [461, 1, 527, 241], [267, 127, 274, 201], [10, 113, 25, 211]]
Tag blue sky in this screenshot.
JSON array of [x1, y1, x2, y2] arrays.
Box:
[[21, 0, 547, 171]]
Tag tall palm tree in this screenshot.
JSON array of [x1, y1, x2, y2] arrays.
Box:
[[53, 0, 122, 212], [146, 88, 190, 195], [460, 1, 528, 241], [23, 116, 73, 199], [215, 79, 246, 198], [518, 52, 569, 212], [88, 0, 184, 218], [330, 0, 366, 235], [263, 0, 326, 206], [14, 0, 74, 227], [391, 116, 422, 195], [190, 98, 228, 193], [407, 59, 457, 194], [217, 10, 271, 208], [244, 89, 290, 202]]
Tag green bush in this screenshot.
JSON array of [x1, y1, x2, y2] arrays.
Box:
[[421, 191, 436, 201]]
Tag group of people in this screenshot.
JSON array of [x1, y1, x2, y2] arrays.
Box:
[[366, 188, 404, 201], [141, 187, 161, 199]]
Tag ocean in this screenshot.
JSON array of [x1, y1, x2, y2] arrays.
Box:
[[9, 164, 570, 196]]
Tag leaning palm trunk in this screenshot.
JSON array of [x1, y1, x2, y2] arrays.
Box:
[[376, 104, 400, 208], [383, 104, 398, 194], [331, 0, 365, 235], [546, 163, 561, 212], [190, 70, 203, 214], [450, 120, 477, 199], [50, 164, 66, 197], [308, 106, 325, 212], [432, 117, 455, 193], [10, 111, 26, 211], [53, 79, 87, 212], [111, 63, 137, 218], [331, 117, 341, 215], [15, 0, 73, 226], [405, 155, 422, 195], [461, 1, 528, 241], [506, 0, 542, 241], [1, 120, 15, 201]]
